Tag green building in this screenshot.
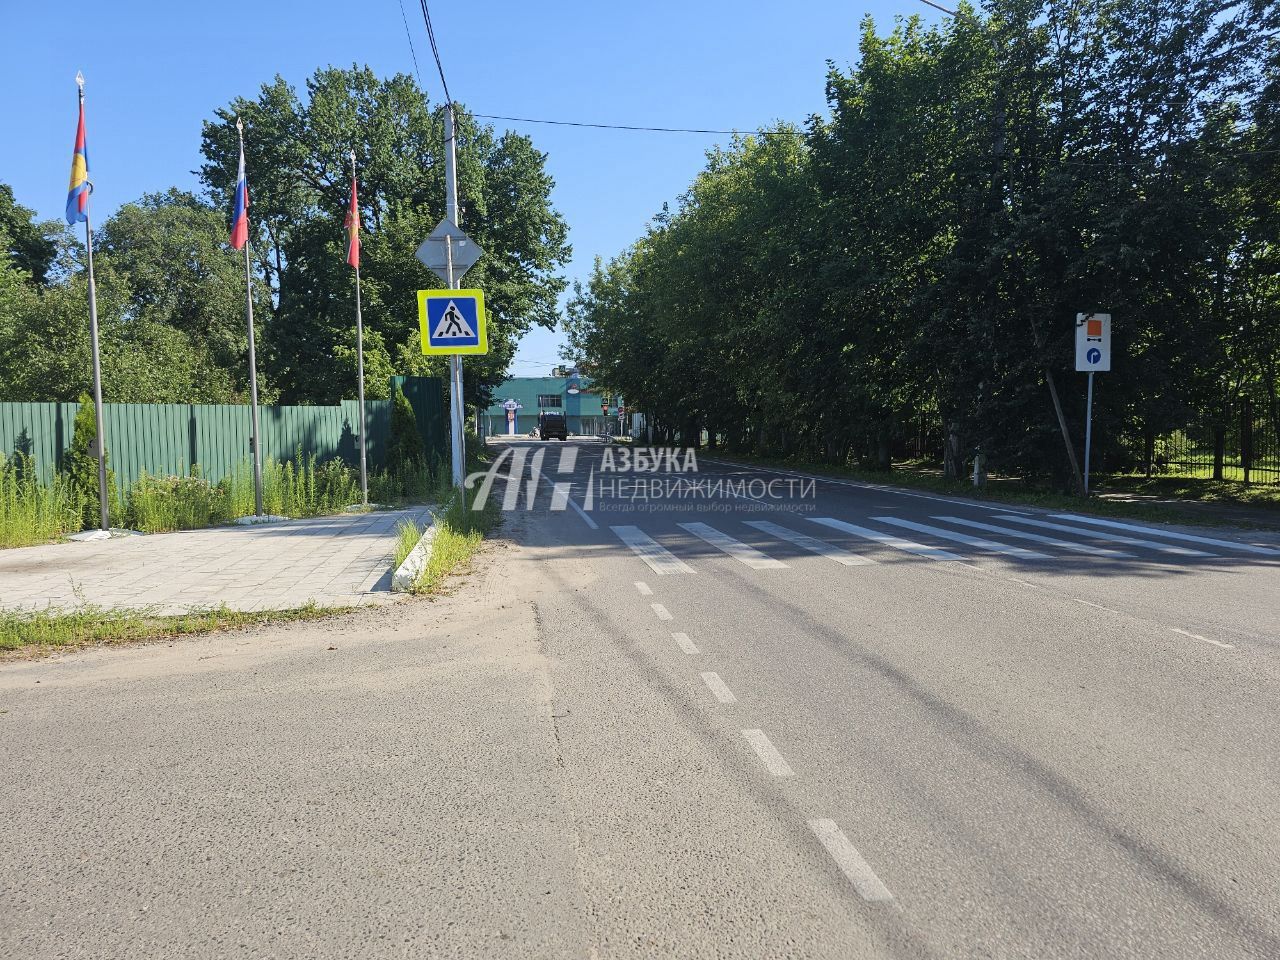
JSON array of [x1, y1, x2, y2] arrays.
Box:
[[483, 375, 620, 437]]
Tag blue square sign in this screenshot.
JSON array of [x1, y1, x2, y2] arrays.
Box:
[[418, 289, 488, 355]]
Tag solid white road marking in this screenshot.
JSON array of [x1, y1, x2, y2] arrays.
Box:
[[672, 632, 700, 654], [934, 516, 1134, 558], [742, 729, 795, 777], [678, 522, 789, 569], [634, 581, 653, 596], [1170, 627, 1234, 650], [1007, 577, 1040, 589], [809, 819, 894, 902], [1050, 514, 1280, 557], [1071, 598, 1119, 613], [807, 517, 964, 561], [532, 464, 598, 529], [651, 603, 674, 622], [744, 520, 875, 565], [701, 672, 738, 704], [611, 526, 695, 574], [875, 517, 1051, 560], [993, 515, 1216, 557]]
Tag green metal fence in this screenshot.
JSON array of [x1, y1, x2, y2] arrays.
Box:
[[0, 377, 446, 487]]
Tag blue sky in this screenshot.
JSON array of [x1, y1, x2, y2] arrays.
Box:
[[2, 0, 942, 376]]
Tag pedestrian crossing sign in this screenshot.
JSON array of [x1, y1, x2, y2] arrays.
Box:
[[418, 289, 488, 355]]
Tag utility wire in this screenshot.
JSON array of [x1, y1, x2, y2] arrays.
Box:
[[472, 113, 805, 137], [418, 0, 453, 108], [396, 0, 423, 88]]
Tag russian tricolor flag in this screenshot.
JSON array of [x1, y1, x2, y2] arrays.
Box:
[[229, 141, 249, 250]]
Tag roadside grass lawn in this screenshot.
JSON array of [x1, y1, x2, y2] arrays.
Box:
[[701, 453, 1280, 526], [410, 482, 502, 594], [0, 602, 348, 655]]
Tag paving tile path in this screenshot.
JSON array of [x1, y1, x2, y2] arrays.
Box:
[[0, 507, 433, 615]]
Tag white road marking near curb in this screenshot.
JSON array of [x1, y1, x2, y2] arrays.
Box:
[[744, 520, 875, 565], [809, 820, 894, 902], [1072, 598, 1119, 613], [672, 632, 700, 654], [1007, 577, 1040, 589], [611, 526, 695, 574], [1170, 627, 1234, 649], [875, 517, 1051, 560], [742, 729, 795, 777], [934, 516, 1134, 558], [701, 672, 738, 704], [993, 515, 1216, 558], [678, 522, 789, 569], [1050, 514, 1280, 557], [651, 603, 673, 622], [634, 581, 653, 596], [808, 517, 964, 561]]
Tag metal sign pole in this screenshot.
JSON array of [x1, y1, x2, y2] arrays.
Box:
[[444, 103, 465, 489], [1083, 371, 1095, 496]]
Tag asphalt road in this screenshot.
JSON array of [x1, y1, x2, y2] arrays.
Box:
[[3, 437, 1278, 959]]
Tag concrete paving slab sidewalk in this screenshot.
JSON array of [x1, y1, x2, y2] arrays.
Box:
[[0, 507, 433, 615]]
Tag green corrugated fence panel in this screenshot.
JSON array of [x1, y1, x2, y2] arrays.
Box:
[[0, 377, 439, 488]]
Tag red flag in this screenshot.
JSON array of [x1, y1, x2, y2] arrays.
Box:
[[344, 174, 360, 269]]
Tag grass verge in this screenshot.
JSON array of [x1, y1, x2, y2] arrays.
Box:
[[700, 452, 1280, 528], [410, 482, 501, 594], [0, 601, 348, 656]]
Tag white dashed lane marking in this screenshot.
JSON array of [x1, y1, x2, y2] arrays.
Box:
[[742, 729, 795, 777], [651, 603, 673, 622], [809, 820, 894, 902], [701, 672, 738, 704], [678, 522, 789, 570], [808, 517, 964, 562], [611, 525, 695, 574], [1072, 598, 1119, 613], [875, 517, 1051, 560], [743, 520, 875, 565], [634, 581, 653, 596], [672, 632, 700, 654]]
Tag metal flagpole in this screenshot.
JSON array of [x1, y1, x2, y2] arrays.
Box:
[[1083, 371, 1095, 496], [444, 103, 465, 489], [351, 150, 368, 506], [237, 118, 265, 517], [78, 72, 110, 532]]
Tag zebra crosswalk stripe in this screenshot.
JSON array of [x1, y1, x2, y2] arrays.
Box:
[[807, 517, 964, 561], [678, 522, 788, 569], [743, 520, 875, 565], [874, 517, 1051, 559], [1049, 514, 1280, 556], [992, 515, 1216, 558], [932, 516, 1133, 557], [610, 525, 696, 574]]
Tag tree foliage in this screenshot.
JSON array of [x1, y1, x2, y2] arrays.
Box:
[[566, 0, 1279, 486]]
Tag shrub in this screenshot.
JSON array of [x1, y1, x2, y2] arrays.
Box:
[[62, 395, 121, 527], [386, 388, 424, 472]]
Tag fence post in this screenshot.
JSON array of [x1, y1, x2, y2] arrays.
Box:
[[1213, 425, 1225, 481], [1242, 396, 1254, 486]]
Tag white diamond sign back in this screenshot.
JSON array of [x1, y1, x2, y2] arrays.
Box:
[[416, 218, 483, 284]]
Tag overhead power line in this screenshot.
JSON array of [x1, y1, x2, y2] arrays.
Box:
[[472, 113, 805, 137], [395, 0, 423, 88], [418, 0, 453, 107]]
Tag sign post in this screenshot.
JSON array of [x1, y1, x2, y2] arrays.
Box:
[[414, 105, 485, 489], [1075, 312, 1111, 496]]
